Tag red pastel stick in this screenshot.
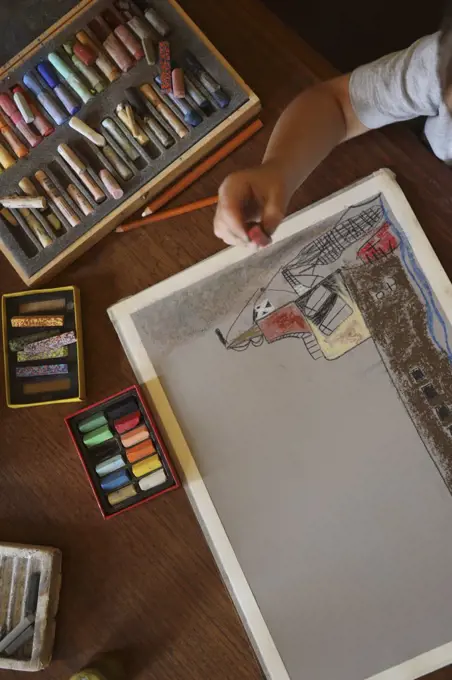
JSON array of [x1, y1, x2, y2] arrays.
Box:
[[0, 93, 41, 147], [114, 410, 141, 434], [248, 224, 271, 247], [159, 41, 172, 92], [12, 86, 54, 137]]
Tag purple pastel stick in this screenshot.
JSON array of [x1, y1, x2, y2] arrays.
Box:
[[22, 331, 77, 355], [16, 364, 68, 378]]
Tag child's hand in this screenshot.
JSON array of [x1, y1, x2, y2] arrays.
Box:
[[214, 163, 288, 246]]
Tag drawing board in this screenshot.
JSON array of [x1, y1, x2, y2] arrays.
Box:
[[108, 169, 452, 680]]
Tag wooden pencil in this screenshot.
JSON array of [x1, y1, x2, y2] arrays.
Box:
[[141, 118, 263, 216], [116, 195, 219, 233]]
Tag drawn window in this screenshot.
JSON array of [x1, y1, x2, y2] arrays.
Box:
[[318, 298, 353, 336], [411, 368, 425, 383], [422, 384, 439, 401], [436, 405, 451, 422]]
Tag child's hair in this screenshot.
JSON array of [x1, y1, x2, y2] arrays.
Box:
[[439, 0, 452, 100]]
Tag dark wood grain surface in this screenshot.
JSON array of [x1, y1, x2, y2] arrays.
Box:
[[2, 1, 452, 678]]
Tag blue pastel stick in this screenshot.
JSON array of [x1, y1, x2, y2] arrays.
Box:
[[95, 454, 125, 477], [23, 71, 68, 125], [100, 468, 130, 492], [37, 62, 81, 115], [37, 62, 59, 89], [154, 76, 202, 127]]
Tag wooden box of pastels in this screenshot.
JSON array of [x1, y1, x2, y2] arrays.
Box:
[[2, 286, 85, 407], [0, 542, 62, 672], [65, 385, 180, 518], [0, 0, 260, 286]]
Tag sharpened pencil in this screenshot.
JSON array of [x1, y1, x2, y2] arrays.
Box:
[[140, 118, 263, 216], [116, 195, 219, 233]]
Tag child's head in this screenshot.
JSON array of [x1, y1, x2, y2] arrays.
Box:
[[439, 0, 452, 107]]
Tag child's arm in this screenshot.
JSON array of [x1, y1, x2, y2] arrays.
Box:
[[214, 73, 368, 246]]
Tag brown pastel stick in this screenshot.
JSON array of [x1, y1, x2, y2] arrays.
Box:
[[35, 170, 81, 227], [103, 33, 134, 72], [23, 377, 71, 395], [76, 30, 120, 82], [139, 84, 187, 138], [114, 25, 144, 60], [11, 315, 64, 328], [1, 208, 18, 226], [57, 144, 105, 203], [171, 68, 185, 98], [67, 184, 94, 216], [18, 297, 66, 314]]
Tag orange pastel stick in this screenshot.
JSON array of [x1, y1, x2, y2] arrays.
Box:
[[0, 111, 27, 158]]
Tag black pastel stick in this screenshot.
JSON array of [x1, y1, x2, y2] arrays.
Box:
[[107, 398, 138, 421], [25, 572, 40, 617], [125, 87, 148, 117]]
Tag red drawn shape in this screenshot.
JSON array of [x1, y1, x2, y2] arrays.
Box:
[[358, 223, 398, 263], [258, 302, 310, 343]]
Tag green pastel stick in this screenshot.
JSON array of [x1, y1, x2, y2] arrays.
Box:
[[82, 424, 113, 448], [78, 412, 108, 434], [48, 52, 94, 103], [9, 329, 59, 352], [17, 346, 68, 362]]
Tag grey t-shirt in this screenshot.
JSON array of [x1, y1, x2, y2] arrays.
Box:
[[349, 32, 452, 161]]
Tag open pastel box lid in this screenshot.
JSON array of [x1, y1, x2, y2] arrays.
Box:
[[0, 1, 79, 71]]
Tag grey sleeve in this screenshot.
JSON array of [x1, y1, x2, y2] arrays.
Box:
[[349, 33, 442, 128]]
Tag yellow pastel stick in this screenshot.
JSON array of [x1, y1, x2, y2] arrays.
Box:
[[132, 455, 162, 478]]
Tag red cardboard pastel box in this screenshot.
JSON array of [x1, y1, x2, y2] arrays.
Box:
[[65, 384, 180, 518]]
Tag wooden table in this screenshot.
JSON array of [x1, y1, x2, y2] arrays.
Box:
[[2, 1, 452, 679]]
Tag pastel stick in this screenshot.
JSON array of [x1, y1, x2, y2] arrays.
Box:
[[9, 329, 60, 352], [132, 454, 162, 478], [120, 424, 149, 448], [83, 424, 114, 448], [78, 412, 108, 433], [138, 467, 167, 491], [0, 615, 34, 653], [107, 398, 138, 421], [95, 454, 125, 477], [100, 468, 130, 491], [87, 439, 121, 460], [25, 572, 40, 617], [108, 484, 136, 506], [126, 439, 155, 464], [114, 410, 140, 434]]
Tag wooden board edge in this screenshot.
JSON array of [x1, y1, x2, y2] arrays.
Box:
[[24, 99, 261, 286], [167, 0, 256, 97], [0, 0, 95, 77]]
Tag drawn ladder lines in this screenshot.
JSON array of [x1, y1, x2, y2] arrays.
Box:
[[303, 333, 323, 360]]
